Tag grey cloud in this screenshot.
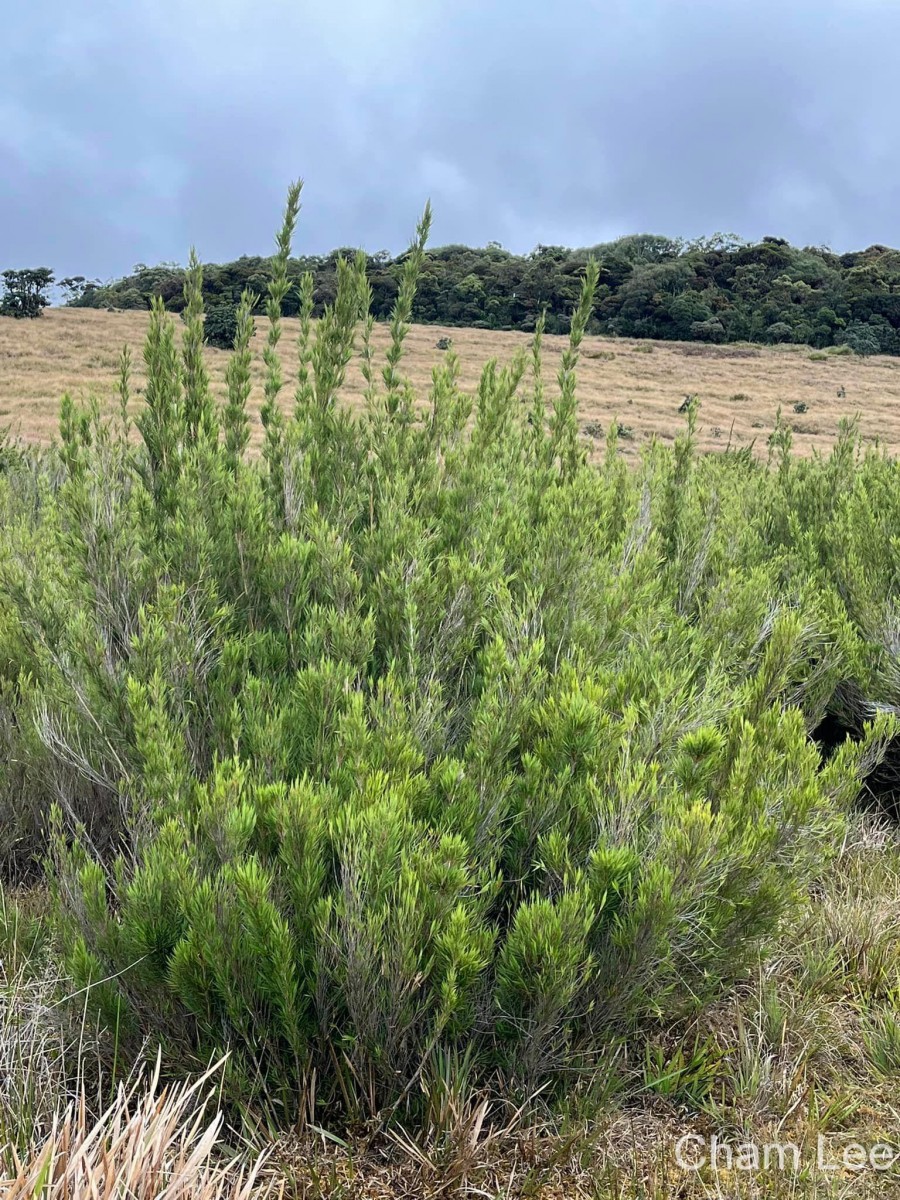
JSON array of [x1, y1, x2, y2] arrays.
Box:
[[2, 0, 900, 280]]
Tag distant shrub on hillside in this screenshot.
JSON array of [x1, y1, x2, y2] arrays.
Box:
[[838, 321, 881, 356], [204, 300, 243, 349], [765, 321, 794, 343], [690, 318, 725, 342]]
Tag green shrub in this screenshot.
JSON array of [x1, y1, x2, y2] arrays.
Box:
[[838, 321, 881, 357], [0, 186, 897, 1128], [765, 321, 794, 344], [690, 319, 725, 342], [203, 301, 244, 350]]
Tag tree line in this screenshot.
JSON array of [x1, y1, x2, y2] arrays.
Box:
[[8, 231, 900, 354]]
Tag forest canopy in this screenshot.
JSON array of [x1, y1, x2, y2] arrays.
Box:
[[66, 232, 900, 353]]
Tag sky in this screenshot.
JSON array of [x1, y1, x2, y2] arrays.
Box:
[[3, 0, 900, 281]]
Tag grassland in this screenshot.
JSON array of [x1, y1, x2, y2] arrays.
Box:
[[3, 308, 900, 456]]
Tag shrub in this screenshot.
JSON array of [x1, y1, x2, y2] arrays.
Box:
[[0, 185, 896, 1129], [690, 319, 725, 342], [765, 321, 794, 344], [204, 301, 244, 350], [1, 1063, 271, 1198], [837, 321, 881, 357]]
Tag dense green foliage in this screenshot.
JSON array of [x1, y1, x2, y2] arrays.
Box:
[[70, 232, 900, 353], [2, 186, 900, 1130], [58, 275, 101, 306], [201, 298, 245, 350], [0, 267, 54, 319]]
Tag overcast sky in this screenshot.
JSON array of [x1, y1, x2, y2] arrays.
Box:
[[3, 0, 900, 280]]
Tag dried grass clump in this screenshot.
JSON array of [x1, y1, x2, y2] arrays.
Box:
[[0, 897, 98, 1165], [0, 1062, 273, 1200]]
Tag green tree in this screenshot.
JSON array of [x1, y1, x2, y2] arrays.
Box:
[[59, 275, 101, 306], [0, 267, 54, 318]]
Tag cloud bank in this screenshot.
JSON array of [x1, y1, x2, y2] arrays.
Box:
[[2, 0, 899, 278]]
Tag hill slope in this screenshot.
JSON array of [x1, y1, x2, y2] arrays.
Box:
[[3, 309, 900, 457]]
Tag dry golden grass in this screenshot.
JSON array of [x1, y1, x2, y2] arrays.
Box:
[[0, 1063, 272, 1200], [4, 309, 900, 459]]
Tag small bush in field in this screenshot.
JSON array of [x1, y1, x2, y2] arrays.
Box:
[[203, 301, 244, 349], [0, 183, 897, 1129]]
